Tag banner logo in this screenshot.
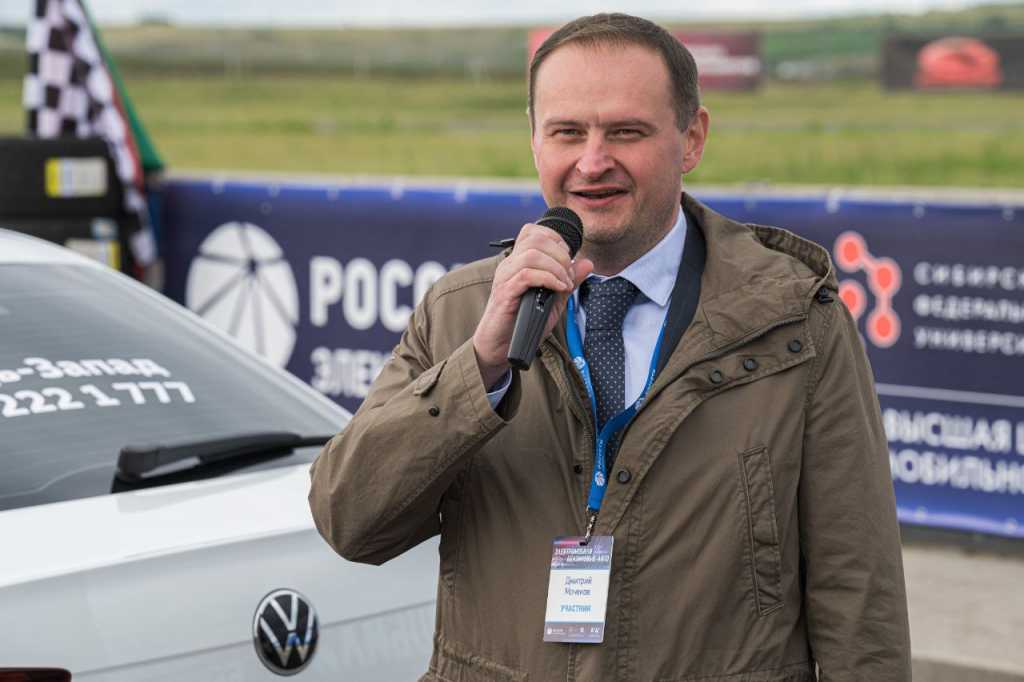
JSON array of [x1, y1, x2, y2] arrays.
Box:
[[186, 222, 299, 367], [834, 231, 902, 348]]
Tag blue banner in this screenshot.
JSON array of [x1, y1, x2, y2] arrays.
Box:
[[159, 176, 1024, 540]]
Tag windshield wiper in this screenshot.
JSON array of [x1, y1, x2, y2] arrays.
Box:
[[116, 432, 334, 481]]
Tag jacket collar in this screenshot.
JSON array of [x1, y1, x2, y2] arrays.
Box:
[[547, 193, 835, 377], [633, 193, 836, 399], [677, 192, 834, 352]]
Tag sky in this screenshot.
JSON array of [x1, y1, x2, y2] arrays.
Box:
[[0, 0, 1020, 27]]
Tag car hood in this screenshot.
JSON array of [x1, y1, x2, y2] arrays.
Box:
[[0, 464, 318, 588]]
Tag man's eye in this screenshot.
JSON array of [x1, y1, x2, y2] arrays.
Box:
[[552, 129, 582, 138], [611, 128, 643, 139]]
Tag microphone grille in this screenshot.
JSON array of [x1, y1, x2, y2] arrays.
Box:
[[537, 207, 583, 257]]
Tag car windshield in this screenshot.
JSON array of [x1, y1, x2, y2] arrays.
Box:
[[0, 262, 347, 511]]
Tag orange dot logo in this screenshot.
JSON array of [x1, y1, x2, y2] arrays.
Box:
[[833, 231, 901, 348], [868, 309, 900, 348], [835, 232, 867, 272], [870, 258, 901, 298], [839, 280, 867, 320]]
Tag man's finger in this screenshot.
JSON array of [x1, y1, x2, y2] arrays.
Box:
[[519, 223, 573, 254], [514, 229, 573, 266], [508, 248, 574, 288], [500, 268, 572, 302]]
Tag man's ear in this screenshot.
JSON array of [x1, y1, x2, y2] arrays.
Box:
[[681, 106, 710, 175]]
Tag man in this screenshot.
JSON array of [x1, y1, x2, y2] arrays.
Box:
[[310, 13, 911, 681]]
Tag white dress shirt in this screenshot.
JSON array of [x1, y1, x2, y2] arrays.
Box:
[[488, 209, 687, 408]]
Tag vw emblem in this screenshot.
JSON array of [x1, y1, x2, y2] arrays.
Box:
[[574, 357, 586, 371], [253, 588, 319, 676]]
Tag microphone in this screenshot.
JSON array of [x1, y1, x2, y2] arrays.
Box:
[[507, 207, 584, 371]]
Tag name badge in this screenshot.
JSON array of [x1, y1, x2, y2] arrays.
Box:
[[543, 536, 613, 644]]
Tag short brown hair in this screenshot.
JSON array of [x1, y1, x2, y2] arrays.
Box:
[[528, 13, 700, 131]]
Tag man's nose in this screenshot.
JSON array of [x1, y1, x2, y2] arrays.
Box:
[[575, 136, 614, 180]]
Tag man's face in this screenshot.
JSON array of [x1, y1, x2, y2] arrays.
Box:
[[530, 43, 707, 264]]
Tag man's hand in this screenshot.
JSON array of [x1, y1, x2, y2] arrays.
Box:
[[473, 223, 594, 388]]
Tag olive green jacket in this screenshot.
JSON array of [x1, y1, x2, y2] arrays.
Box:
[[309, 194, 911, 681]]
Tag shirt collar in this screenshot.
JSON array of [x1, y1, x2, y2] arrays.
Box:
[[584, 209, 687, 308]]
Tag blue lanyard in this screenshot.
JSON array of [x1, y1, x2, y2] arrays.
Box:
[[566, 293, 666, 524]]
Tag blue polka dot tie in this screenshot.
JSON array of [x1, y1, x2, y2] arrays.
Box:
[[580, 277, 640, 462]]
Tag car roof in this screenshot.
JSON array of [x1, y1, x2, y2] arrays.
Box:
[[0, 227, 104, 266]]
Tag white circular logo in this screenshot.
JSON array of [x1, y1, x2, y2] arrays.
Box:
[[595, 471, 606, 487], [574, 357, 586, 371], [186, 222, 299, 368]]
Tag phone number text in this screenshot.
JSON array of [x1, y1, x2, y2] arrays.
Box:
[[1, 381, 195, 418]]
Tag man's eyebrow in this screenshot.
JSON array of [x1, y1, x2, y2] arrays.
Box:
[[605, 119, 656, 130], [541, 118, 657, 130], [541, 118, 583, 128]]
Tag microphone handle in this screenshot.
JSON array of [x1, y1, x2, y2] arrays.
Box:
[[507, 286, 557, 370]]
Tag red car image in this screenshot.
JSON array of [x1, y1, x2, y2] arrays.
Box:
[[915, 36, 1003, 89]]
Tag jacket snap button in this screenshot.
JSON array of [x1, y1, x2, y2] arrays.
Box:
[[709, 369, 724, 384], [428, 406, 440, 417], [573, 464, 583, 474], [788, 339, 803, 353], [743, 358, 758, 372], [616, 469, 632, 484]]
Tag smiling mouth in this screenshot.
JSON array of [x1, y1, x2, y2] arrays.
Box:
[[571, 189, 627, 199]]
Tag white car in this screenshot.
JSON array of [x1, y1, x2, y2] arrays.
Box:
[[0, 229, 437, 680]]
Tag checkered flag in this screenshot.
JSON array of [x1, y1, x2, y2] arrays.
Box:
[[22, 0, 158, 266]]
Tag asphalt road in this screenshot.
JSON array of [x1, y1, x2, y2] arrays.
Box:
[[903, 527, 1024, 681]]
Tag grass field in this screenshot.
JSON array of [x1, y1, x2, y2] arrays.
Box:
[[1, 4, 1022, 187], [1, 73, 1021, 187], [6, 4, 1024, 78]]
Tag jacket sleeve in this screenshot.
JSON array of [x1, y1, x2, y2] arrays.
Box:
[[308, 286, 519, 565], [799, 299, 912, 680]]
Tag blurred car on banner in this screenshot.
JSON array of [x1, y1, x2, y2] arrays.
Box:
[[915, 36, 1003, 89], [0, 228, 436, 680]]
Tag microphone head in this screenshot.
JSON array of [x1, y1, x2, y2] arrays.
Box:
[[536, 207, 583, 258]]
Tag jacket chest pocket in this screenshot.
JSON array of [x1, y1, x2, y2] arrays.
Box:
[[738, 445, 783, 615]]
